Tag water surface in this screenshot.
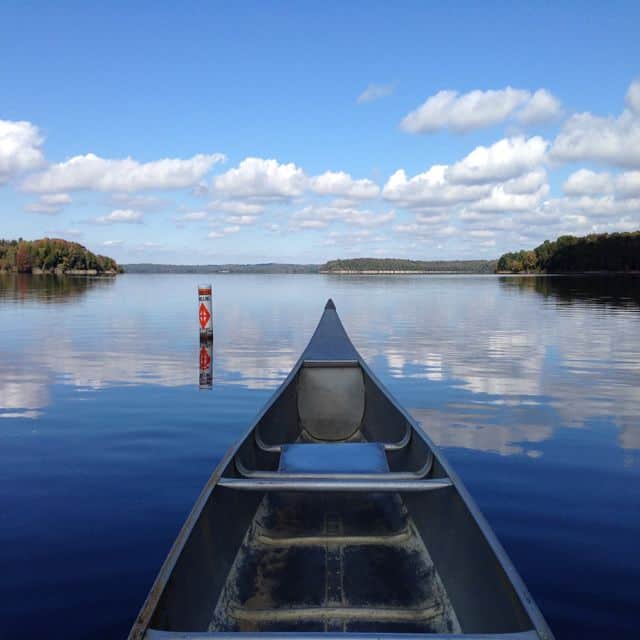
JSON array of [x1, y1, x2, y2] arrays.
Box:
[[1, 273, 639, 638]]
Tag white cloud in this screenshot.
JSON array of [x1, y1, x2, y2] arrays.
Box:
[[93, 209, 143, 224], [563, 169, 613, 196], [382, 165, 489, 208], [102, 240, 124, 247], [357, 83, 395, 104], [291, 203, 395, 230], [310, 170, 380, 199], [551, 83, 640, 168], [178, 211, 208, 221], [559, 195, 640, 217], [503, 169, 548, 194], [400, 87, 561, 134], [224, 215, 258, 225], [23, 152, 225, 193], [208, 225, 241, 239], [0, 119, 45, 184], [26, 192, 72, 215], [207, 200, 265, 215], [446, 137, 549, 184], [517, 89, 563, 124], [626, 80, 640, 114], [563, 168, 640, 199], [472, 184, 549, 213], [110, 193, 169, 211], [616, 171, 640, 198], [212, 157, 306, 199]]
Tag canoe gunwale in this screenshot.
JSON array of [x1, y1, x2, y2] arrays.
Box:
[[354, 357, 553, 640], [127, 354, 308, 640]]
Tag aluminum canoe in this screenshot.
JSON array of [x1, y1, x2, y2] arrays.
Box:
[[128, 299, 553, 640]]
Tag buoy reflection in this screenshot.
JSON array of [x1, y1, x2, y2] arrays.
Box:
[[199, 336, 213, 390]]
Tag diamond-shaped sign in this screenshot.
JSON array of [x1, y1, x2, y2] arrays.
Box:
[[199, 302, 211, 329], [199, 345, 211, 369]]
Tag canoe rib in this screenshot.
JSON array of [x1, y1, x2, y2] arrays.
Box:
[[146, 631, 541, 639]]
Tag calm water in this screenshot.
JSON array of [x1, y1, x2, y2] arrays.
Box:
[[1, 273, 639, 639]]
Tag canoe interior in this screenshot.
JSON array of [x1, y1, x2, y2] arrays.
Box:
[[133, 303, 548, 639], [143, 361, 536, 637]]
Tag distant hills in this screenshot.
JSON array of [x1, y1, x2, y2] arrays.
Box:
[[122, 263, 319, 274], [497, 231, 640, 273], [0, 238, 120, 274], [123, 259, 497, 274]]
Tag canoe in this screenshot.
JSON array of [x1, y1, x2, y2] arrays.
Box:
[[129, 300, 553, 640]]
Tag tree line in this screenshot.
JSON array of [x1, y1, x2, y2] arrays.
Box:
[[496, 231, 640, 273], [321, 258, 497, 273], [0, 238, 120, 274]]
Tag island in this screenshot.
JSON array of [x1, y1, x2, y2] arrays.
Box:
[[497, 231, 640, 274], [321, 258, 496, 274], [0, 238, 121, 275]]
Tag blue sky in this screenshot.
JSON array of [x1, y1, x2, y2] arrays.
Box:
[[1, 1, 639, 263]]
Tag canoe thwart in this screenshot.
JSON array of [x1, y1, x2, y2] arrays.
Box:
[[217, 477, 452, 492]]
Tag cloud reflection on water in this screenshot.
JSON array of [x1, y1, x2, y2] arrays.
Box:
[[0, 274, 639, 461]]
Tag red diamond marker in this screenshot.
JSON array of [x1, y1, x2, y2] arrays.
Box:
[[199, 302, 211, 329], [199, 345, 211, 369]]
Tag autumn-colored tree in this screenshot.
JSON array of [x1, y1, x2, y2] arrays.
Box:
[[15, 243, 33, 273]]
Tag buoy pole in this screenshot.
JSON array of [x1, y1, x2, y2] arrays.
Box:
[[198, 284, 213, 337]]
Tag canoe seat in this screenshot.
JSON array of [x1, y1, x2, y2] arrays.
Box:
[[297, 365, 365, 441], [279, 442, 389, 475]]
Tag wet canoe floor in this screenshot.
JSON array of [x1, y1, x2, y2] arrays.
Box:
[[210, 491, 461, 633]]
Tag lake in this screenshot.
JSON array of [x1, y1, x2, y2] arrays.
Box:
[[1, 273, 639, 639]]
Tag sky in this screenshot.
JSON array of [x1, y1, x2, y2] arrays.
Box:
[[1, 1, 639, 264]]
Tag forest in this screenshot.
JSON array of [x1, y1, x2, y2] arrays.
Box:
[[0, 238, 120, 274], [496, 231, 640, 273], [321, 258, 497, 273]]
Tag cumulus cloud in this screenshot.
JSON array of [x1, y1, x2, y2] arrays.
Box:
[[208, 225, 241, 239], [563, 169, 613, 196], [224, 215, 259, 226], [310, 171, 380, 199], [102, 240, 124, 247], [383, 165, 489, 208], [207, 199, 265, 215], [357, 83, 395, 104], [22, 152, 225, 193], [552, 82, 640, 168], [291, 203, 395, 230], [551, 195, 640, 218], [178, 211, 208, 221], [502, 169, 548, 195], [626, 80, 640, 114], [516, 89, 563, 124], [110, 193, 169, 211], [0, 119, 45, 184], [472, 184, 549, 213], [25, 192, 72, 215], [212, 157, 306, 199], [93, 209, 143, 224], [446, 136, 549, 184], [563, 168, 640, 199], [617, 171, 640, 198], [400, 87, 561, 134]]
